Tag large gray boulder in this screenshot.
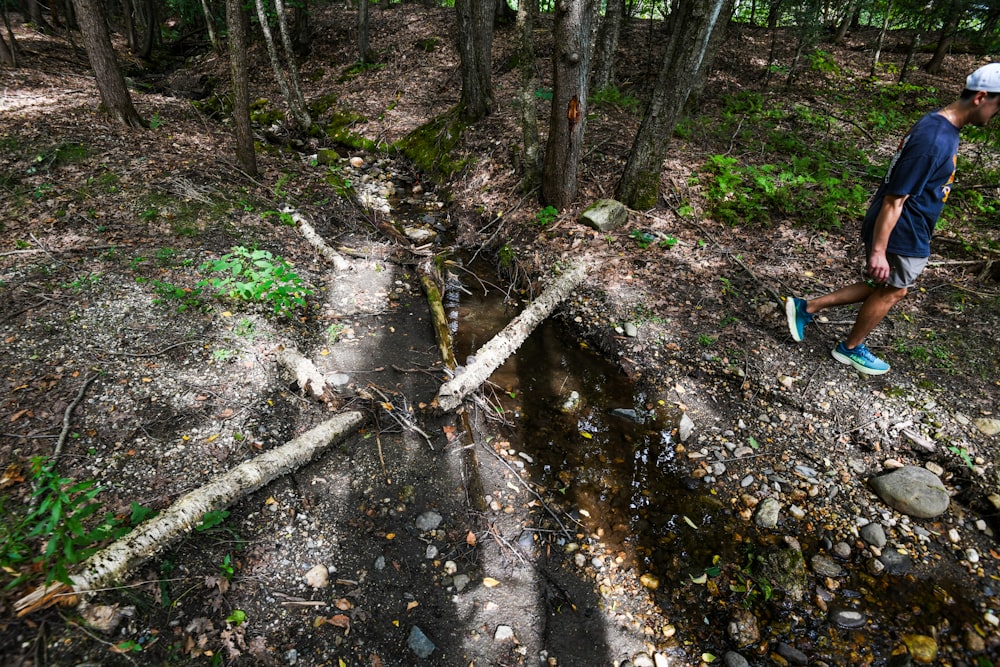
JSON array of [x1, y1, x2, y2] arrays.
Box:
[[868, 466, 949, 519]]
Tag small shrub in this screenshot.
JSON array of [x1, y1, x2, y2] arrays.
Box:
[[198, 246, 313, 315]]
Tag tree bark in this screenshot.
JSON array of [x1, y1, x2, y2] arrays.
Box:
[[515, 0, 541, 191], [870, 0, 892, 77], [833, 0, 859, 44], [199, 0, 219, 52], [358, 0, 370, 63], [119, 0, 137, 52], [272, 0, 311, 128], [456, 0, 495, 121], [591, 0, 624, 92], [14, 411, 365, 615], [436, 262, 588, 412], [615, 0, 733, 210], [923, 0, 963, 74], [541, 0, 595, 210], [226, 0, 257, 176], [71, 0, 146, 127], [253, 0, 312, 132]]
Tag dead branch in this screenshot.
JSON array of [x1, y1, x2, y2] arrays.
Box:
[[52, 372, 100, 464], [435, 261, 588, 412], [15, 411, 365, 615], [285, 206, 351, 272], [275, 345, 336, 402]]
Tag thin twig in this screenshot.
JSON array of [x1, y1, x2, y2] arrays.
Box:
[[104, 340, 201, 358], [52, 372, 99, 464]]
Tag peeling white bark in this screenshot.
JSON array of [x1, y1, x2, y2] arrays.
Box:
[[15, 411, 364, 615], [436, 261, 587, 412], [276, 345, 334, 400]]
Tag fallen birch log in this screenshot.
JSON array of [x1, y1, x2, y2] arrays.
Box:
[[283, 205, 351, 272], [15, 411, 365, 615], [435, 261, 587, 412], [276, 345, 335, 401]]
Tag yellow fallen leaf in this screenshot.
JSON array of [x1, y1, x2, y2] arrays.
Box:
[[222, 311, 232, 317], [483, 577, 500, 588], [689, 572, 707, 584], [265, 496, 277, 505], [205, 434, 219, 443], [406, 601, 419, 611], [392, 619, 399, 627], [385, 533, 396, 540], [579, 431, 593, 439], [320, 349, 330, 355], [683, 515, 698, 530]]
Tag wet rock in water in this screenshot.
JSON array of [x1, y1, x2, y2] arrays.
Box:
[[831, 541, 851, 559], [879, 549, 914, 575], [758, 546, 807, 602], [407, 625, 436, 658], [901, 634, 938, 664], [868, 466, 949, 518], [829, 607, 867, 628], [611, 407, 643, 423], [810, 553, 845, 578], [579, 198, 627, 232], [415, 510, 443, 531], [754, 497, 781, 528], [723, 651, 751, 667], [727, 608, 760, 647], [775, 642, 808, 665], [860, 521, 887, 548]]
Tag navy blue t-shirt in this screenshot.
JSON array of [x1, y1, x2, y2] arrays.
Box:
[[863, 112, 959, 257]]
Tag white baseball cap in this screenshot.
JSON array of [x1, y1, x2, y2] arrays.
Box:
[[966, 63, 1000, 92]]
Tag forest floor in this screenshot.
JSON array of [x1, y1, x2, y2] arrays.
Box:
[[1, 4, 1000, 667]]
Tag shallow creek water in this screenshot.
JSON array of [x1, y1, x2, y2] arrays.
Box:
[[444, 260, 994, 665]]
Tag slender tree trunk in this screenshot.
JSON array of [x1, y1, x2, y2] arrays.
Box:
[[272, 0, 311, 128], [119, 0, 137, 51], [764, 0, 784, 88], [199, 0, 219, 52], [26, 0, 55, 32], [71, 0, 146, 127], [514, 0, 541, 192], [899, 30, 920, 83], [0, 1, 18, 67], [291, 0, 311, 55], [870, 0, 891, 77], [592, 0, 624, 92], [138, 0, 155, 60], [541, 0, 595, 209], [226, 0, 257, 177], [358, 0, 370, 63], [616, 0, 734, 210], [456, 0, 495, 121], [0, 32, 14, 66], [254, 0, 312, 131]]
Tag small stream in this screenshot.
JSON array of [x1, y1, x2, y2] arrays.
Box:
[[445, 258, 993, 666]]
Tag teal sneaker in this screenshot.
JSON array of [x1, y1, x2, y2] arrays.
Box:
[[785, 297, 812, 342], [831, 341, 890, 375]]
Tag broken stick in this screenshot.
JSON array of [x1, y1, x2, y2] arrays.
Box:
[[435, 261, 587, 412], [15, 411, 365, 615]]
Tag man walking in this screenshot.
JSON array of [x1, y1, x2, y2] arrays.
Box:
[[785, 63, 1000, 375]]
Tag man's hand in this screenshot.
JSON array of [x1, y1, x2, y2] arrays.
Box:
[[867, 249, 891, 285]]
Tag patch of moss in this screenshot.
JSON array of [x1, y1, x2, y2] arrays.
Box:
[[192, 93, 233, 120], [324, 109, 384, 152], [250, 98, 284, 125], [338, 61, 386, 83], [416, 38, 439, 52], [395, 109, 469, 178], [309, 92, 339, 117]]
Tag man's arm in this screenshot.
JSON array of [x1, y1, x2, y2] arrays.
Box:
[[867, 193, 909, 284]]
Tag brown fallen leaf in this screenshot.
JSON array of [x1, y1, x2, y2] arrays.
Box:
[[466, 531, 477, 547], [334, 598, 352, 611], [327, 614, 351, 632]]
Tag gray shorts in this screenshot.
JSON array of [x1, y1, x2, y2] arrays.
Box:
[[864, 252, 929, 289]]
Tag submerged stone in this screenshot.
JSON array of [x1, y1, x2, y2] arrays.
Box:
[[407, 625, 436, 658]]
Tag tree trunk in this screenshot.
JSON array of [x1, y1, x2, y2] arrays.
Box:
[[138, 0, 156, 60], [358, 0, 370, 64], [71, 0, 146, 127], [923, 0, 963, 74], [541, 0, 595, 210], [456, 0, 495, 122], [515, 0, 541, 191], [253, 0, 312, 132], [592, 0, 624, 92], [899, 30, 920, 83], [199, 0, 219, 52], [14, 411, 365, 615], [870, 0, 891, 77], [291, 0, 311, 56], [833, 0, 859, 44], [226, 0, 257, 176], [272, 0, 311, 128], [0, 31, 14, 66], [26, 0, 55, 32], [616, 0, 734, 210], [764, 0, 784, 88], [119, 0, 137, 52], [436, 262, 588, 412]]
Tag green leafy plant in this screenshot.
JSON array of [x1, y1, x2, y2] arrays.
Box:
[[198, 246, 313, 315], [218, 553, 235, 580], [948, 445, 975, 471], [149, 280, 204, 312], [534, 205, 558, 226], [196, 509, 230, 533], [213, 348, 236, 363], [0, 459, 140, 587], [591, 86, 639, 111], [326, 323, 345, 344], [149, 113, 164, 129], [698, 334, 715, 347]]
